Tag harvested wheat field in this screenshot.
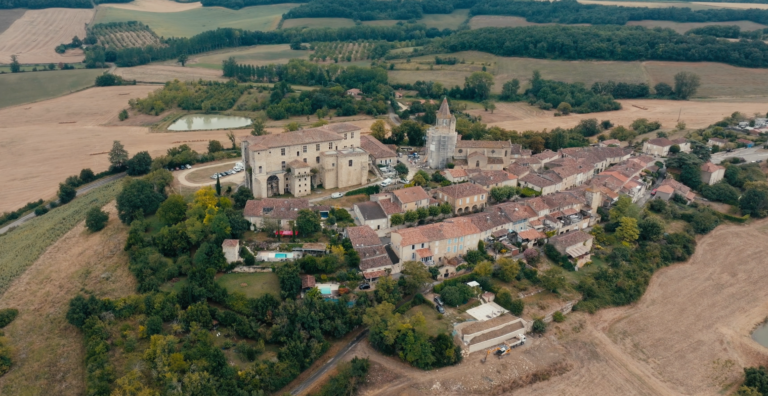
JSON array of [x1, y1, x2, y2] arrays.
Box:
[[114, 64, 227, 83], [0, 202, 137, 396], [0, 85, 237, 213], [335, 219, 768, 395], [0, 8, 93, 64], [100, 0, 202, 13], [472, 99, 768, 132], [644, 61, 768, 99], [0, 9, 24, 35]]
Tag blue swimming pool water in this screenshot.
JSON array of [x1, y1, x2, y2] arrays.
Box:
[[275, 253, 288, 258]]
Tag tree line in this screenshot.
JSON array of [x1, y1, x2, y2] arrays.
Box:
[[0, 0, 129, 9], [432, 25, 768, 69]]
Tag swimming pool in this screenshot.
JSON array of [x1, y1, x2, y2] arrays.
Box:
[[275, 253, 288, 258]]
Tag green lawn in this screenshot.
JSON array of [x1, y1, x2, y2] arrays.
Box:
[[406, 304, 451, 337], [93, 4, 296, 38], [0, 68, 102, 109], [216, 272, 280, 299]]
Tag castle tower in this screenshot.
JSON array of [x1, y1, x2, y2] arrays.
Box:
[[426, 98, 457, 169]]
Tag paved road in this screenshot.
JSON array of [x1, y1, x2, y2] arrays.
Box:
[[289, 329, 369, 396], [0, 173, 127, 235], [711, 146, 768, 164]]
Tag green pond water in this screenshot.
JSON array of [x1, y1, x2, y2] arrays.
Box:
[[168, 114, 252, 131], [753, 321, 768, 348]]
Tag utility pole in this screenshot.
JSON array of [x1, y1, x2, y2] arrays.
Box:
[[677, 108, 682, 122]]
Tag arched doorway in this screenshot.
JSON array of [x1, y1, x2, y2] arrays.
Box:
[[457, 208, 463, 214], [267, 175, 280, 197], [475, 161, 480, 168], [472, 205, 478, 212]]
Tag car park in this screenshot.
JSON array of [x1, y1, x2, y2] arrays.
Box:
[[331, 192, 344, 198]]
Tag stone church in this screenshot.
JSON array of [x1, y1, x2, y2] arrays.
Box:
[[426, 98, 458, 169]]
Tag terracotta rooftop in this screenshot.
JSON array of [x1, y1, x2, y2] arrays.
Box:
[[394, 217, 480, 246], [244, 128, 341, 150], [468, 170, 517, 187], [549, 230, 592, 251], [377, 198, 402, 215], [443, 168, 468, 178], [322, 123, 360, 133], [456, 140, 513, 149], [301, 243, 326, 251], [222, 239, 239, 247], [701, 162, 724, 173], [437, 97, 452, 118], [360, 135, 397, 160], [517, 229, 546, 241], [301, 274, 316, 289], [393, 186, 430, 204], [288, 159, 311, 168], [520, 173, 561, 188], [646, 138, 675, 147], [347, 225, 382, 248], [363, 270, 387, 279], [244, 198, 310, 220], [434, 183, 488, 199]]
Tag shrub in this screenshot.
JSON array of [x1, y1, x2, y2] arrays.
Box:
[[34, 206, 48, 216], [0, 308, 18, 329], [85, 207, 110, 232], [58, 183, 77, 204], [532, 319, 547, 334], [553, 311, 565, 323]]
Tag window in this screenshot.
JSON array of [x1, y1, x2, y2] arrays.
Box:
[[460, 237, 463, 242], [458, 199, 462, 205], [351, 132, 355, 138], [258, 166, 262, 173], [446, 247, 450, 253], [303, 158, 307, 163], [458, 149, 463, 153], [481, 194, 485, 200], [344, 133, 348, 139], [297, 151, 300, 157], [316, 156, 320, 163], [491, 150, 495, 154], [281, 148, 285, 156], [421, 243, 425, 248], [412, 253, 415, 259], [474, 196, 477, 202], [316, 144, 320, 151], [412, 245, 415, 249], [459, 244, 463, 251], [303, 145, 307, 153], [281, 161, 286, 170], [329, 143, 333, 149], [505, 150, 508, 156], [332, 163, 335, 167], [476, 161, 480, 167], [349, 160, 353, 166]]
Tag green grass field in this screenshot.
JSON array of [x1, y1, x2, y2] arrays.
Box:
[[406, 304, 451, 337], [281, 9, 469, 30], [191, 44, 311, 69], [216, 272, 280, 299], [0, 69, 102, 109], [93, 4, 296, 38]]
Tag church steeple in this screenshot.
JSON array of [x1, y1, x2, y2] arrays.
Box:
[[437, 97, 451, 118]]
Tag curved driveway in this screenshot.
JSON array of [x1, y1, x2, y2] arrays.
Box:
[[176, 160, 244, 188]]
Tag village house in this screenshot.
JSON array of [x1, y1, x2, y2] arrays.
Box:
[[642, 138, 689, 157], [433, 183, 488, 214], [548, 231, 594, 269], [353, 201, 390, 230], [441, 168, 469, 183], [453, 139, 515, 171], [345, 88, 362, 98], [518, 172, 562, 195], [390, 217, 483, 266], [599, 139, 622, 147], [654, 178, 695, 202], [222, 239, 240, 263], [737, 138, 754, 148], [708, 138, 729, 148], [360, 135, 397, 166], [466, 169, 518, 189], [700, 162, 726, 185], [243, 198, 311, 231], [241, 124, 368, 198], [560, 146, 632, 174]]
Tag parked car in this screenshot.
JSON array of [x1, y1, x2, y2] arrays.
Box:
[[185, 164, 192, 169], [433, 296, 444, 306], [436, 304, 445, 314], [331, 192, 344, 199], [380, 178, 392, 187], [359, 283, 371, 290]]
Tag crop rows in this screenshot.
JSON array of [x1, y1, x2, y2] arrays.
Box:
[[90, 22, 163, 49], [0, 181, 122, 296], [310, 41, 373, 63]]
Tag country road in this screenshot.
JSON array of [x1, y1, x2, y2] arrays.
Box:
[[0, 173, 127, 235], [290, 329, 369, 396]]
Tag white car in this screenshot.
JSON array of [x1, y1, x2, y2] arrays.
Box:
[[331, 192, 344, 199], [380, 178, 392, 187]]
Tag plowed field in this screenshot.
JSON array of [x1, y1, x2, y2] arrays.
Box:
[[0, 8, 93, 64]]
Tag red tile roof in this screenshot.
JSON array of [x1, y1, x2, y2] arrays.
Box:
[[360, 135, 397, 160], [222, 239, 239, 247], [518, 229, 546, 240], [393, 186, 429, 204], [701, 162, 724, 173], [244, 199, 310, 220], [301, 274, 316, 289], [435, 183, 488, 199], [363, 270, 387, 279], [347, 225, 382, 248]]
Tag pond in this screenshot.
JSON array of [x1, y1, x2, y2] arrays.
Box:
[[752, 321, 768, 348], [167, 114, 252, 131]]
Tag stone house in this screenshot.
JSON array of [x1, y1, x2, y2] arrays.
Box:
[[433, 183, 488, 214], [708, 138, 729, 148], [548, 230, 593, 269], [654, 178, 695, 202], [222, 239, 240, 263], [360, 135, 397, 166], [700, 162, 725, 185], [243, 198, 309, 231], [642, 138, 690, 157], [466, 169, 518, 189]]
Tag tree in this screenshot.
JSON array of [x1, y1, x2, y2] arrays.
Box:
[[10, 55, 20, 73], [296, 209, 321, 235], [440, 202, 452, 215], [679, 164, 702, 189], [740, 187, 768, 218], [540, 267, 566, 293], [523, 248, 539, 265], [85, 207, 109, 232], [118, 109, 129, 121], [126, 151, 152, 176], [464, 71, 494, 101], [215, 175, 222, 196], [374, 275, 401, 304], [674, 71, 701, 100], [397, 121, 426, 147], [474, 261, 493, 277], [275, 262, 302, 299], [615, 217, 640, 244], [402, 261, 431, 295], [669, 144, 681, 154], [116, 179, 165, 224], [232, 186, 254, 209], [638, 217, 664, 241], [58, 183, 76, 204], [532, 319, 547, 334], [500, 79, 520, 101], [208, 140, 224, 154], [79, 168, 95, 184], [676, 121, 686, 130], [574, 118, 600, 137], [654, 82, 674, 97], [404, 210, 418, 223], [178, 53, 189, 67], [394, 162, 408, 176], [157, 194, 187, 225], [370, 119, 387, 141], [495, 258, 519, 282], [251, 118, 267, 136], [557, 102, 572, 115], [416, 207, 428, 220], [226, 130, 237, 150], [609, 195, 639, 222], [428, 205, 440, 217], [109, 140, 129, 171], [390, 213, 404, 226]]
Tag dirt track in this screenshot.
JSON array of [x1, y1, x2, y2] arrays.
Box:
[[335, 219, 768, 395], [0, 8, 92, 64]]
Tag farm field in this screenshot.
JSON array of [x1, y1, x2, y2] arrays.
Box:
[[216, 272, 280, 299], [577, 0, 719, 9], [189, 44, 311, 69], [0, 8, 93, 64], [643, 60, 768, 98], [471, 99, 768, 132], [627, 19, 768, 33], [282, 9, 469, 30], [101, 0, 202, 12], [469, 15, 590, 29], [281, 17, 356, 29], [697, 1, 768, 8], [0, 201, 137, 396], [0, 85, 239, 213], [0, 9, 24, 35], [93, 3, 295, 38], [114, 63, 227, 82], [0, 69, 102, 109], [341, 218, 768, 395]]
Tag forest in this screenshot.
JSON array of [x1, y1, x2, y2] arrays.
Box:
[[129, 80, 249, 115], [0, 0, 129, 9], [433, 25, 768, 68]]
